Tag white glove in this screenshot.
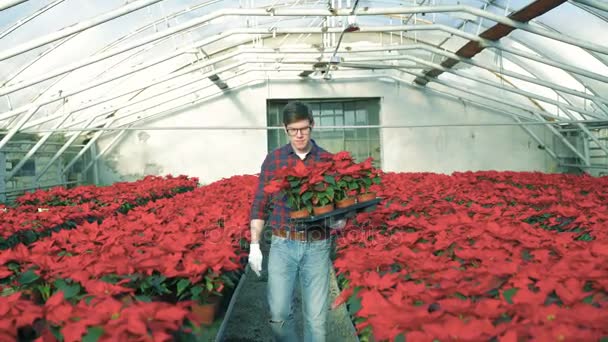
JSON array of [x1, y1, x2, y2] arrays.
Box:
[[329, 218, 347, 230], [248, 243, 263, 277]]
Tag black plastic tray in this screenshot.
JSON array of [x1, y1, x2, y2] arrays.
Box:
[[289, 198, 383, 231]]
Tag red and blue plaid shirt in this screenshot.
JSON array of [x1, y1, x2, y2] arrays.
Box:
[[250, 139, 329, 231]]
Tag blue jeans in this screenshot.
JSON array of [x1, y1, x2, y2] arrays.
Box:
[[267, 234, 332, 342]]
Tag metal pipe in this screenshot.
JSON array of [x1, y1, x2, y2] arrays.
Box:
[[20, 52, 246, 130], [559, 163, 607, 170], [37, 62, 588, 136], [82, 129, 127, 174], [61, 120, 115, 176], [5, 113, 73, 181], [60, 67, 552, 134], [264, 47, 607, 105], [58, 64, 564, 133], [0, 26, 608, 135], [570, 0, 608, 11], [23, 121, 608, 134], [2, 3, 606, 91], [395, 71, 592, 164], [35, 117, 96, 182], [0, 0, 165, 61], [0, 181, 79, 196], [61, 71, 575, 168], [402, 55, 605, 120], [0, 0, 27, 11], [3, 22, 606, 122], [0, 0, 65, 40], [0, 105, 40, 150]]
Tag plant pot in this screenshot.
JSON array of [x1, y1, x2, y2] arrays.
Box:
[[192, 297, 221, 325], [335, 196, 356, 209], [289, 208, 310, 219], [357, 192, 377, 203], [313, 203, 334, 216]]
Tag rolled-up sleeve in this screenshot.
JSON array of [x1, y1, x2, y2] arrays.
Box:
[[250, 155, 271, 221]]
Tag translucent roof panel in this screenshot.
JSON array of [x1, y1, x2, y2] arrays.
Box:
[[0, 0, 606, 135]]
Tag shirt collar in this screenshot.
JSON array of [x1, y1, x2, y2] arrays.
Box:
[[286, 139, 318, 156]]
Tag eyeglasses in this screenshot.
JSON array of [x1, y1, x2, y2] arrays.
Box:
[[285, 126, 312, 136]]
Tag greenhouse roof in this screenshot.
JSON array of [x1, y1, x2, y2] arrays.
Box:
[[0, 0, 606, 139]]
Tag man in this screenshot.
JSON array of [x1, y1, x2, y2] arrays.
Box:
[[248, 101, 344, 342]]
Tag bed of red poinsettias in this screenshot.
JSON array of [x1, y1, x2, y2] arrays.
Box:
[[0, 175, 258, 341], [1, 175, 198, 244], [333, 171, 608, 341]]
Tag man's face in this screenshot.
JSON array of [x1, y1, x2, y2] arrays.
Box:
[[285, 119, 313, 151]]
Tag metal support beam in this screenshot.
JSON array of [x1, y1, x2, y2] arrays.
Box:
[[63, 67, 598, 132], [61, 120, 115, 177], [404, 72, 592, 164], [5, 112, 73, 181], [4, 23, 605, 130], [35, 117, 96, 182], [415, 0, 568, 85], [570, 0, 608, 11], [403, 55, 604, 119], [0, 0, 164, 61], [0, 0, 64, 40], [0, 105, 40, 150], [2, 4, 606, 76], [12, 68, 585, 171], [0, 0, 27, 11], [18, 50, 584, 133], [82, 129, 127, 174]]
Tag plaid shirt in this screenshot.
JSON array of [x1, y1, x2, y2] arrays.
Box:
[[250, 139, 329, 231]]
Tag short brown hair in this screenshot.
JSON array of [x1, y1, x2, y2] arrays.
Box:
[[282, 101, 314, 126]]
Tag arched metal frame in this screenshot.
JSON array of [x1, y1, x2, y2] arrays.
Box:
[[0, 0, 607, 184]]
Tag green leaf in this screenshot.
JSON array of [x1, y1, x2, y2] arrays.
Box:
[[347, 287, 362, 314], [135, 295, 152, 302], [324, 175, 336, 186], [50, 326, 64, 342], [521, 250, 533, 261], [18, 269, 40, 285], [82, 326, 104, 342], [302, 191, 313, 202], [576, 233, 593, 241], [1, 287, 17, 296], [177, 279, 190, 297], [206, 280, 214, 292], [394, 333, 406, 342], [62, 284, 81, 300], [502, 288, 518, 304], [454, 292, 467, 301], [190, 285, 203, 301]]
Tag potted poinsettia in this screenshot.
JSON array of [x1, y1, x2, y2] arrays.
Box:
[[328, 151, 361, 208], [175, 272, 226, 325], [355, 157, 382, 203], [307, 160, 336, 216], [264, 161, 314, 219]]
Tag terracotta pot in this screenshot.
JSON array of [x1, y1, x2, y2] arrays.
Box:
[[336, 196, 356, 208], [289, 208, 310, 219], [313, 203, 334, 216], [192, 298, 220, 325], [357, 192, 377, 203]]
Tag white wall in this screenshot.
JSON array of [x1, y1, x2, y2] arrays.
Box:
[[95, 78, 558, 185]]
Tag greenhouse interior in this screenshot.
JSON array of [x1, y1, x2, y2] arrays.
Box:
[[1, 0, 607, 341]]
